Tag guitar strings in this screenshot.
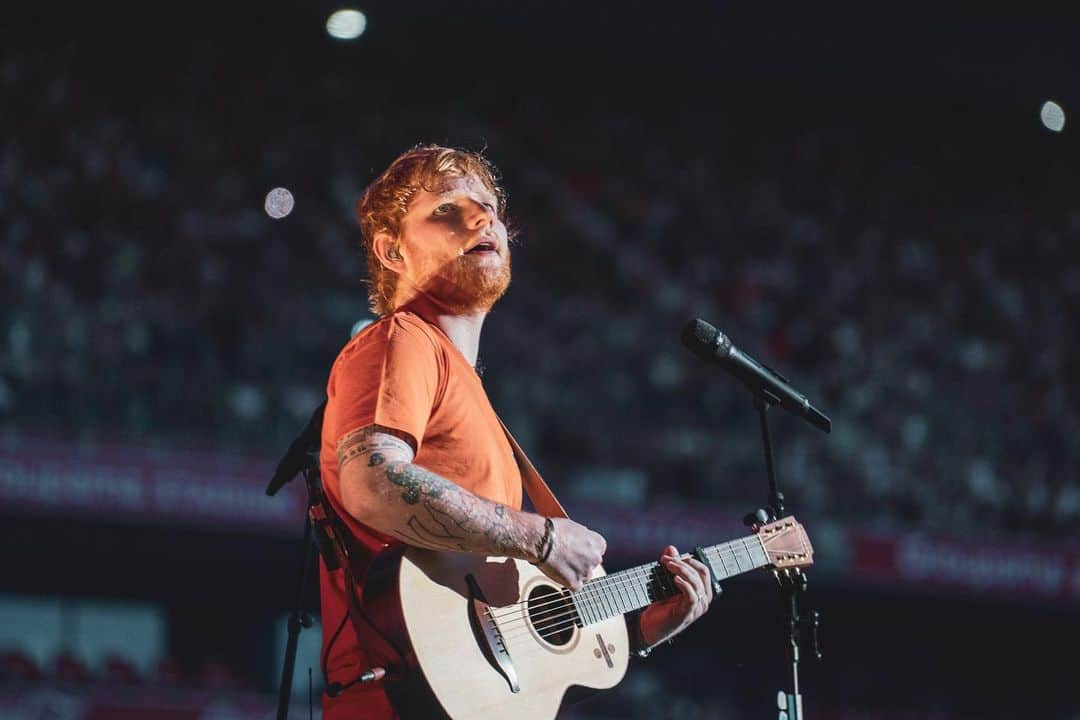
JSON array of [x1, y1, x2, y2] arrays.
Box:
[[485, 543, 758, 625], [484, 563, 662, 622], [496, 595, 638, 645], [484, 543, 757, 627], [483, 541, 791, 651], [499, 587, 664, 647], [485, 563, 664, 623], [485, 571, 666, 642], [497, 556, 737, 647], [494, 566, 700, 644], [485, 545, 762, 643], [489, 545, 769, 645]]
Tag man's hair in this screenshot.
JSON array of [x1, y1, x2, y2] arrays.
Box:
[[355, 144, 510, 315]]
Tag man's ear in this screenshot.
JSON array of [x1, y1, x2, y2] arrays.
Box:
[[372, 231, 403, 272]]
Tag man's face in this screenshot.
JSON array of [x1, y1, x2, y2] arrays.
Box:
[[392, 173, 511, 313]]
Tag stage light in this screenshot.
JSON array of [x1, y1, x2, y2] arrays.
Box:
[[1040, 100, 1065, 132], [326, 9, 367, 40], [265, 187, 295, 219]]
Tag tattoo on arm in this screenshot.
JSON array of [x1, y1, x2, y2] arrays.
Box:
[[386, 462, 445, 505], [336, 426, 535, 558], [336, 425, 414, 470], [378, 461, 527, 557]]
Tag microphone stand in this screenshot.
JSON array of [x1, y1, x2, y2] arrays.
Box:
[[267, 400, 388, 718], [744, 392, 823, 720], [272, 464, 319, 720], [266, 402, 326, 720]]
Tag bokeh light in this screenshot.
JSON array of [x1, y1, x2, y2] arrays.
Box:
[[326, 9, 367, 40], [264, 187, 295, 219], [1040, 100, 1065, 132]]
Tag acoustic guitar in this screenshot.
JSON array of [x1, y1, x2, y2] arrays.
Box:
[[358, 516, 814, 719]]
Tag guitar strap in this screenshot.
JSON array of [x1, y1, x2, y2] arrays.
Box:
[[497, 417, 570, 520]]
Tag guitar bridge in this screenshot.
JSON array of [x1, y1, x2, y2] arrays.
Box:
[[466, 574, 520, 694]]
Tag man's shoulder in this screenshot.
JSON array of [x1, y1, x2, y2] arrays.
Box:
[[331, 312, 444, 370]]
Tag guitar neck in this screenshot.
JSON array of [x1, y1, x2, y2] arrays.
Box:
[[569, 534, 770, 627]]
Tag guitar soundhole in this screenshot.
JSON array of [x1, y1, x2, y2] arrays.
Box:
[[527, 584, 576, 647]]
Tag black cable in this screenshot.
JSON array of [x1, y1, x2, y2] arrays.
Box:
[[320, 609, 350, 685]]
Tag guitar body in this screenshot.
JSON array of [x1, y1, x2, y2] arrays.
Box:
[[362, 547, 629, 720]]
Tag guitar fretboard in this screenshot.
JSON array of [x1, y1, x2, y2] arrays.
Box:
[[569, 535, 770, 627]]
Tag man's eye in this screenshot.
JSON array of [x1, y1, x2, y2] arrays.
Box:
[[434, 203, 458, 215]]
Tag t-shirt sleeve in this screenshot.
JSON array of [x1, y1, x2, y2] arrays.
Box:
[[327, 316, 443, 454]]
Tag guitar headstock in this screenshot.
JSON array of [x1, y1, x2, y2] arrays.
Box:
[[757, 517, 814, 570]]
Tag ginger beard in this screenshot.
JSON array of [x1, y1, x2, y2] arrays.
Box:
[[433, 248, 512, 314], [411, 245, 512, 315]]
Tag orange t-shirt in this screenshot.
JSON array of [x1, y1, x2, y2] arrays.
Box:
[[318, 311, 523, 719]]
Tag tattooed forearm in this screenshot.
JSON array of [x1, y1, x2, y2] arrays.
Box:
[[337, 425, 543, 560], [375, 461, 536, 558], [392, 503, 470, 551]]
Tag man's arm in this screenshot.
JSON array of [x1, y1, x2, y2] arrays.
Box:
[[636, 545, 716, 654], [336, 425, 605, 590]]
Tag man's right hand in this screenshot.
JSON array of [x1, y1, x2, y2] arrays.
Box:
[[537, 518, 607, 591]]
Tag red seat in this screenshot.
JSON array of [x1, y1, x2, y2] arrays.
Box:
[[53, 651, 92, 684], [0, 649, 42, 684], [103, 654, 142, 685]]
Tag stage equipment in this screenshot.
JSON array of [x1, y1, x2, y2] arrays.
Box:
[[680, 319, 831, 434], [266, 400, 385, 719], [682, 318, 826, 720]]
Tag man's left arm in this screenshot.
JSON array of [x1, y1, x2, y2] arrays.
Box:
[[633, 544, 716, 655]]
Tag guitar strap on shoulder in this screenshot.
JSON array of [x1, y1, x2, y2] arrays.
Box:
[[497, 417, 569, 520]]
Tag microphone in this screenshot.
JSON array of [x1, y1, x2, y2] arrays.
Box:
[[326, 667, 387, 697], [266, 400, 327, 496], [680, 318, 831, 434]]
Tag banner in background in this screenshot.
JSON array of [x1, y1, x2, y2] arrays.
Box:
[[2, 434, 1077, 603]]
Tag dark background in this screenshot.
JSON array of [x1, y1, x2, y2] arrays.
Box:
[[2, 2, 1078, 718]]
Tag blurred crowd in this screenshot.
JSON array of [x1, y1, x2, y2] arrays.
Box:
[[2, 35, 1078, 545]]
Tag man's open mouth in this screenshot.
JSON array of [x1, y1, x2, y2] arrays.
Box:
[[465, 240, 497, 254]]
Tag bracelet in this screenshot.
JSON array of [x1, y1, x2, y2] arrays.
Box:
[[530, 517, 555, 566]]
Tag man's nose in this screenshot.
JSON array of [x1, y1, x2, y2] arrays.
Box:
[[465, 201, 494, 230]]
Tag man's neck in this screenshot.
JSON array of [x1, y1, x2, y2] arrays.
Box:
[[397, 296, 487, 368]]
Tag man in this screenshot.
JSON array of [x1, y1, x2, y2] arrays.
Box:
[[319, 145, 715, 719]]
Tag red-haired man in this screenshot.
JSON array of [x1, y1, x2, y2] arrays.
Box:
[[319, 145, 715, 718]]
